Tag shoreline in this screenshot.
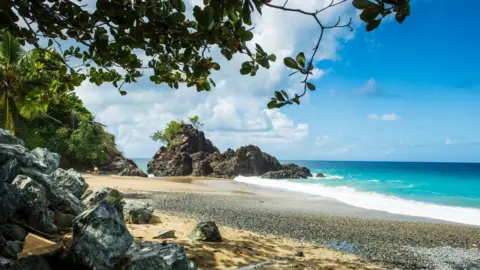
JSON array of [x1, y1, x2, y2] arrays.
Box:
[[84, 174, 480, 269]]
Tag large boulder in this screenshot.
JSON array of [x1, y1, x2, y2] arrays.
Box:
[[101, 149, 147, 178], [11, 175, 49, 210], [0, 158, 19, 183], [31, 148, 60, 175], [0, 129, 24, 146], [189, 221, 222, 242], [71, 201, 133, 269], [27, 208, 58, 234], [148, 150, 192, 176], [123, 200, 153, 224], [0, 182, 21, 223], [83, 187, 124, 214], [126, 242, 197, 270], [169, 125, 217, 154], [51, 168, 88, 199]]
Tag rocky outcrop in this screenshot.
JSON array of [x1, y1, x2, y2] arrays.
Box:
[[123, 200, 154, 224], [100, 149, 148, 177], [147, 125, 312, 179], [0, 129, 196, 269]]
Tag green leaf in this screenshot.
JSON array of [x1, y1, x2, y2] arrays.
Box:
[[203, 0, 210, 5], [352, 0, 377, 9], [366, 19, 381, 31], [267, 100, 277, 109], [171, 0, 186, 12], [242, 0, 252, 25], [296, 52, 306, 68], [48, 39, 53, 47], [306, 82, 316, 91], [120, 90, 127, 96], [283, 57, 300, 70], [240, 66, 252, 75], [281, 90, 289, 99], [268, 54, 277, 62], [274, 91, 285, 102], [395, 11, 407, 23], [360, 8, 379, 22]]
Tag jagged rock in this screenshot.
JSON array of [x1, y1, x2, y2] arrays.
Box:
[[126, 242, 197, 270], [31, 148, 60, 175], [0, 240, 23, 259], [169, 125, 217, 154], [0, 144, 41, 171], [83, 187, 124, 214], [123, 200, 153, 224], [10, 255, 52, 270], [54, 211, 75, 230], [18, 167, 85, 216], [101, 149, 147, 177], [316, 173, 326, 178], [189, 221, 222, 242], [1, 224, 27, 242], [27, 208, 58, 234], [261, 164, 312, 179], [51, 168, 88, 199], [11, 175, 49, 210], [0, 129, 24, 146], [0, 182, 21, 223], [148, 150, 192, 177], [71, 201, 133, 270], [0, 158, 19, 183]]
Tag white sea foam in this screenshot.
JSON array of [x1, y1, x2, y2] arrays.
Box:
[[324, 174, 344, 179], [233, 176, 480, 226], [368, 179, 380, 182], [147, 174, 155, 178]]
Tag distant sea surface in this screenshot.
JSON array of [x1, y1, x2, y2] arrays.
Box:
[[132, 158, 480, 226]]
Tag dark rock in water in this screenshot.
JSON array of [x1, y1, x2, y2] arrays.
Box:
[[71, 201, 133, 270], [0, 129, 25, 147], [0, 182, 21, 223], [147, 125, 311, 179], [27, 208, 58, 234], [315, 173, 326, 178], [1, 224, 27, 242], [189, 221, 222, 242], [50, 168, 88, 199], [0, 158, 19, 183], [0, 240, 23, 259], [123, 200, 153, 224], [101, 149, 147, 178], [10, 255, 52, 270], [261, 164, 312, 179], [126, 242, 197, 270], [83, 187, 124, 215], [11, 175, 49, 210], [31, 148, 60, 175]]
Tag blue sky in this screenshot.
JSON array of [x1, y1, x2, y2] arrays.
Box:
[[76, 0, 480, 162]]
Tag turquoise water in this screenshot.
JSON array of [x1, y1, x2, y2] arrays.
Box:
[[133, 158, 480, 225], [133, 158, 149, 173]]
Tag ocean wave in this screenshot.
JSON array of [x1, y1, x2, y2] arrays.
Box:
[[368, 179, 380, 183], [233, 176, 480, 226], [387, 180, 403, 183], [324, 174, 344, 180]]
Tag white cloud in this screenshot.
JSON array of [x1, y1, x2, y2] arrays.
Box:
[[330, 144, 355, 155], [368, 113, 400, 121], [75, 0, 356, 158], [316, 135, 330, 147], [445, 139, 456, 145], [384, 148, 395, 155]]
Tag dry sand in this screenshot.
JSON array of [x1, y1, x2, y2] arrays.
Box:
[[84, 174, 385, 269]]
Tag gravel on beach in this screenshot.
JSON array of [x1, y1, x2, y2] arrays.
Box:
[[128, 191, 480, 270]]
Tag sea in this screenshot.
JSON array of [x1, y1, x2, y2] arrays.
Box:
[[132, 158, 480, 226]]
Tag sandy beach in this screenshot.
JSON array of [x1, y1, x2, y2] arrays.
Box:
[[83, 174, 480, 269]]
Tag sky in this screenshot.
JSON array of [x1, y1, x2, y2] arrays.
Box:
[[74, 0, 480, 162]]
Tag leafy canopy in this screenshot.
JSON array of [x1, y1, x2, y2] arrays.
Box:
[[1, 0, 410, 108], [151, 115, 204, 145]]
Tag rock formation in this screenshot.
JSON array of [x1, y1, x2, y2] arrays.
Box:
[[0, 128, 196, 269], [100, 148, 148, 178], [147, 125, 312, 179]]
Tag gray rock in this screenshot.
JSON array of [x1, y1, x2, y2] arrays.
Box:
[[12, 175, 49, 209], [261, 164, 312, 179], [101, 149, 148, 177], [10, 255, 52, 270], [18, 167, 85, 216], [54, 211, 75, 230], [71, 201, 133, 270], [126, 242, 197, 270], [0, 144, 39, 170], [153, 230, 176, 239], [0, 158, 19, 183], [51, 168, 87, 199], [0, 240, 23, 259], [83, 187, 124, 214], [123, 200, 153, 224], [31, 148, 60, 175], [316, 173, 326, 178], [1, 224, 27, 242], [189, 221, 222, 242], [0, 182, 21, 223], [27, 208, 58, 234], [0, 256, 11, 269], [0, 129, 24, 146]]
